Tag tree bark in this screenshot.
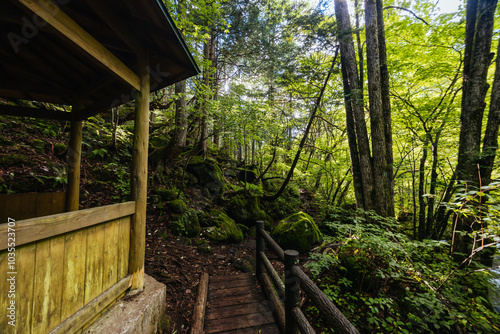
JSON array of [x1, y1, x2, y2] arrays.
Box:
[[335, 0, 374, 211], [365, 0, 389, 216]]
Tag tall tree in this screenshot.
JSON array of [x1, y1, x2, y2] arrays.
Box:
[[334, 0, 394, 216], [454, 0, 499, 262]]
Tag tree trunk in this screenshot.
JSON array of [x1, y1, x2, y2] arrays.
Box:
[[365, 0, 390, 216], [376, 0, 394, 216], [418, 139, 428, 240], [335, 0, 374, 211]]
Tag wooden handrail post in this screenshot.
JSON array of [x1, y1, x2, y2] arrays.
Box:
[[256, 220, 266, 275], [66, 102, 83, 212], [285, 249, 300, 334]]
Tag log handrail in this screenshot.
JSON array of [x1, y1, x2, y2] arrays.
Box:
[[0, 201, 135, 250], [256, 221, 359, 334]]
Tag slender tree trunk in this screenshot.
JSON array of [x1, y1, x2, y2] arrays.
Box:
[[376, 0, 394, 216], [481, 38, 500, 185], [335, 0, 374, 210], [418, 139, 428, 240], [365, 0, 389, 216]]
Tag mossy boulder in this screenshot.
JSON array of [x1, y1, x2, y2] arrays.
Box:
[[170, 208, 200, 237], [203, 209, 243, 243], [226, 195, 269, 227], [31, 139, 46, 153], [186, 156, 226, 196], [154, 186, 178, 201], [167, 199, 187, 214], [272, 212, 323, 253]]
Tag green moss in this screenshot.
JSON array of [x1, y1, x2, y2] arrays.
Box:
[[0, 153, 28, 166], [31, 139, 46, 153], [226, 195, 270, 227], [272, 212, 323, 253], [54, 143, 66, 155], [170, 208, 200, 237], [167, 199, 187, 214], [154, 186, 178, 201], [204, 209, 243, 243], [186, 156, 226, 196]]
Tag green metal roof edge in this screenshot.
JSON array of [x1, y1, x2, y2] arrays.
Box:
[[154, 0, 201, 76]]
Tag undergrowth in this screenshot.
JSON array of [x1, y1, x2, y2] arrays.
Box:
[[305, 209, 500, 333]]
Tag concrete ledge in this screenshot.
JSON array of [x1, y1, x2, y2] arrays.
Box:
[[83, 274, 167, 334]]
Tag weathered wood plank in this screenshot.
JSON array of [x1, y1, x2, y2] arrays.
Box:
[[206, 302, 271, 321], [61, 229, 88, 321], [103, 220, 119, 290], [84, 224, 105, 304], [209, 285, 259, 299], [16, 0, 141, 90], [32, 236, 65, 333], [0, 201, 135, 250], [215, 323, 281, 334], [117, 216, 130, 279], [21, 192, 38, 221], [209, 277, 254, 290], [205, 312, 275, 334], [49, 276, 132, 334], [16, 243, 37, 334], [208, 293, 258, 309], [209, 273, 253, 283], [190, 272, 209, 334]]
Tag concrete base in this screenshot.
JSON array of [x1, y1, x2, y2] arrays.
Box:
[[83, 274, 168, 334]]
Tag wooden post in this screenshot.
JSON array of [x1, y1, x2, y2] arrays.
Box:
[[285, 249, 300, 334], [256, 220, 265, 276], [190, 272, 209, 334], [66, 103, 83, 212], [129, 52, 150, 290]]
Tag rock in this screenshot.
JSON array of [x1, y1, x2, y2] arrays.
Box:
[[196, 240, 213, 255], [226, 195, 269, 227], [186, 156, 226, 196], [272, 212, 323, 253], [167, 199, 187, 214], [231, 258, 253, 273], [154, 186, 177, 201], [203, 210, 243, 243], [170, 208, 200, 237], [31, 139, 46, 153]]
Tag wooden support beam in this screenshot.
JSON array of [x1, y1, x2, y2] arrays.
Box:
[[16, 0, 141, 91], [66, 104, 83, 211], [129, 52, 150, 290], [0, 104, 72, 121]]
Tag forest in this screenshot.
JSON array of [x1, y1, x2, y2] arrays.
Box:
[[1, 0, 500, 333]]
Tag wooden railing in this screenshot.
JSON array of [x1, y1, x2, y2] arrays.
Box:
[[0, 191, 66, 223], [255, 221, 359, 334], [0, 202, 135, 334]]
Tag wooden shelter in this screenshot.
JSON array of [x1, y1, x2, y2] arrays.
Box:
[[0, 0, 199, 332]]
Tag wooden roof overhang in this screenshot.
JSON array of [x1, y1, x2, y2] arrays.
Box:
[[0, 0, 200, 121]]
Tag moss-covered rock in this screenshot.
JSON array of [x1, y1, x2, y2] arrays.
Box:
[[272, 212, 323, 253], [226, 195, 269, 227], [167, 199, 187, 214], [31, 139, 46, 153], [203, 209, 243, 243], [263, 181, 301, 220], [196, 239, 214, 255], [186, 156, 226, 196], [170, 208, 200, 237], [154, 186, 178, 201]]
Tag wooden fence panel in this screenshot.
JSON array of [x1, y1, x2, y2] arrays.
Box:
[[0, 192, 66, 223], [0, 204, 133, 333]]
